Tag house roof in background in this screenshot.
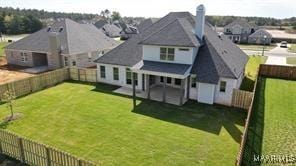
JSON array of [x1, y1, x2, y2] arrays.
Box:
[[225, 19, 257, 29], [6, 19, 119, 55], [249, 29, 272, 38]]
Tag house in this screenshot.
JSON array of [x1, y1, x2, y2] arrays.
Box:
[[94, 4, 248, 106], [5, 19, 119, 70], [224, 20, 258, 43], [248, 29, 272, 45], [94, 20, 122, 38], [113, 21, 139, 40]]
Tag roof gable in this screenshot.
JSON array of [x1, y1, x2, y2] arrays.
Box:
[[139, 18, 200, 47], [249, 29, 272, 38]]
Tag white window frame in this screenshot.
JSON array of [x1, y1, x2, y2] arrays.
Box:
[[21, 52, 28, 62], [160, 47, 175, 61], [64, 56, 69, 66], [220, 81, 227, 92]]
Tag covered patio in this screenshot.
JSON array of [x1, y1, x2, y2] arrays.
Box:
[[114, 84, 187, 105], [115, 60, 192, 106]]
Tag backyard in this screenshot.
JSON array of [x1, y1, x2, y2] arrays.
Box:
[[242, 78, 296, 165], [0, 42, 8, 57], [240, 55, 267, 91], [0, 81, 246, 165]]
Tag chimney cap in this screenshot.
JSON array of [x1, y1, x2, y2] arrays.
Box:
[[197, 4, 205, 11]]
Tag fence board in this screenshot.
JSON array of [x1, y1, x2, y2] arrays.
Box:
[[0, 68, 70, 101], [0, 130, 96, 166], [231, 89, 254, 110], [259, 64, 296, 80]]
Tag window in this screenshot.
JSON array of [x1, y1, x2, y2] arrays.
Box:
[[179, 48, 189, 51], [175, 79, 181, 86], [64, 57, 69, 66], [160, 76, 164, 83], [126, 68, 138, 85], [220, 81, 227, 92], [167, 77, 172, 84], [21, 52, 28, 62], [160, 47, 175, 61], [113, 67, 119, 81], [191, 77, 196, 88], [72, 61, 76, 66], [100, 66, 106, 78]]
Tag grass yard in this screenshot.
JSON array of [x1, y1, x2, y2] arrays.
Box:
[[240, 55, 267, 91], [0, 82, 246, 165], [237, 44, 276, 51], [288, 44, 296, 53], [0, 42, 8, 57], [286, 57, 296, 65], [242, 78, 296, 165]]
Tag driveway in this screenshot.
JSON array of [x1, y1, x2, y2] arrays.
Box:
[[265, 56, 288, 66]]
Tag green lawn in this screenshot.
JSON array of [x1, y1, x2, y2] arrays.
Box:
[[238, 44, 276, 51], [242, 78, 296, 165], [288, 44, 296, 53], [0, 42, 8, 57], [0, 82, 246, 165], [286, 57, 296, 65], [240, 55, 267, 91]]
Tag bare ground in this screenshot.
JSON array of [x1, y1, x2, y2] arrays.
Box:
[[0, 57, 35, 85]]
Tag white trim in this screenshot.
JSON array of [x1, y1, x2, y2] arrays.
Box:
[[5, 49, 48, 54]]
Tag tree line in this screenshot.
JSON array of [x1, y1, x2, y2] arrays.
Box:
[[206, 15, 296, 27]]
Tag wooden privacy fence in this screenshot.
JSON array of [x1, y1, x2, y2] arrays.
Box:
[[0, 130, 96, 166], [259, 64, 296, 80], [231, 89, 254, 110], [236, 76, 259, 166], [0, 68, 69, 101], [69, 68, 97, 82]]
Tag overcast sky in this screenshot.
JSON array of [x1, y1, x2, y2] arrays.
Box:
[[0, 0, 295, 19]]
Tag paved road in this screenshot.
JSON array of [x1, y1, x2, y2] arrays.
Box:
[[243, 43, 296, 57]]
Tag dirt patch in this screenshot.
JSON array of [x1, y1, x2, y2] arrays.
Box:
[[3, 113, 23, 122], [0, 57, 35, 85]]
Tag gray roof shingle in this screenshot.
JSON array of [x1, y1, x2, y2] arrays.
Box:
[[140, 60, 191, 75], [139, 18, 200, 47], [6, 19, 118, 55]]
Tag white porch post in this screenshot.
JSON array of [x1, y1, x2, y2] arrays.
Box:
[[132, 72, 136, 108], [146, 74, 150, 99], [163, 77, 167, 103], [180, 78, 185, 105]]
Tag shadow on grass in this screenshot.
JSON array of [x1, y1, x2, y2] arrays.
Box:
[[242, 77, 265, 166], [132, 100, 246, 143], [0, 121, 9, 129]]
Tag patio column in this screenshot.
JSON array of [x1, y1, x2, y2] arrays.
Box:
[[146, 74, 150, 99], [186, 76, 190, 99], [180, 78, 185, 105], [132, 72, 136, 108], [163, 77, 167, 103]]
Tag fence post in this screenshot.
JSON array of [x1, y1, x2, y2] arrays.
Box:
[[78, 159, 82, 166], [46, 147, 51, 166], [78, 68, 81, 81], [18, 138, 25, 163]]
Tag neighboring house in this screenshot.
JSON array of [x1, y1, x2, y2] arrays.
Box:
[[137, 18, 159, 32], [224, 20, 258, 43], [94, 20, 122, 38], [5, 19, 118, 70], [248, 29, 272, 45], [114, 21, 139, 40], [94, 4, 248, 106]]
